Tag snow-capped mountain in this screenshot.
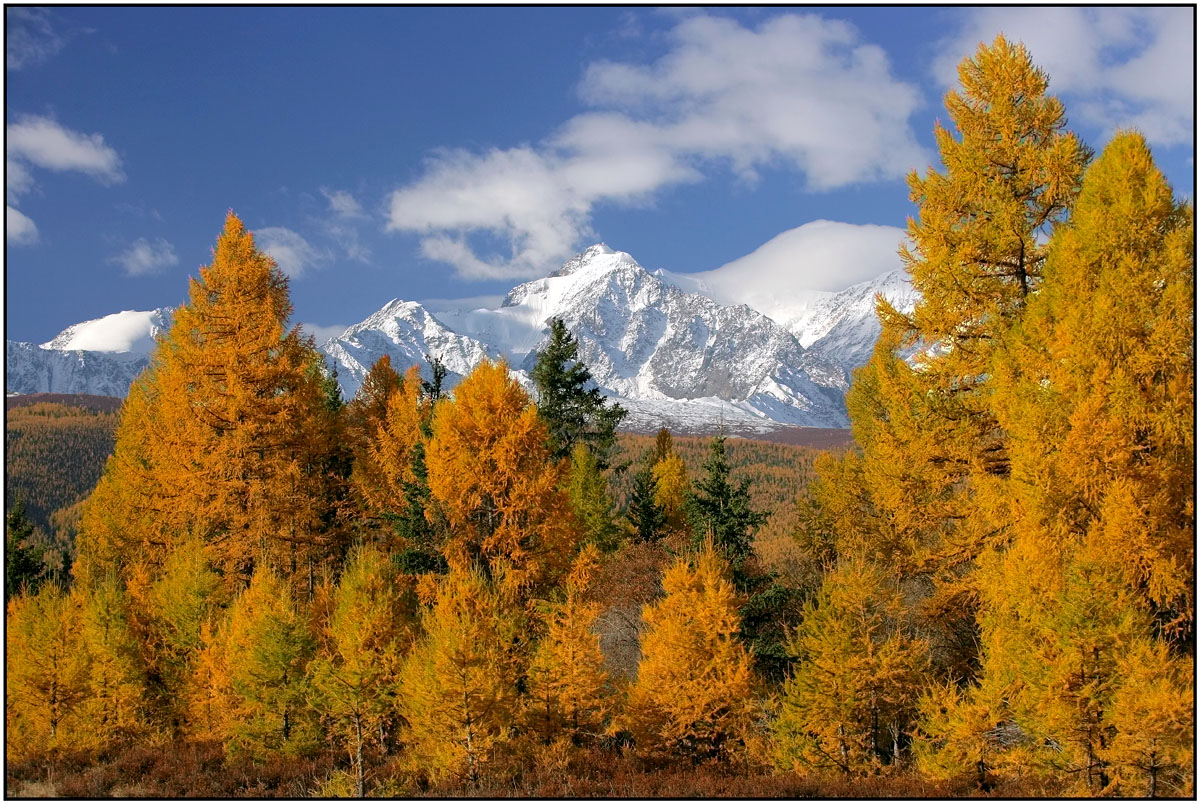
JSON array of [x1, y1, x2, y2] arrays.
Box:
[[798, 269, 919, 372], [324, 244, 850, 430], [656, 266, 918, 373], [7, 246, 916, 432], [321, 299, 500, 394], [6, 308, 174, 398], [43, 308, 174, 353]]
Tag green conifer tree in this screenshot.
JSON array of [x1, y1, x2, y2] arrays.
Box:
[[531, 318, 625, 466], [687, 436, 766, 585]]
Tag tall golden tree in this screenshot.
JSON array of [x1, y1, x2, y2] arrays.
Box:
[[76, 212, 344, 595], [923, 132, 1195, 795], [77, 578, 150, 748], [351, 364, 440, 562], [793, 36, 1092, 689], [124, 536, 224, 735], [425, 359, 580, 596], [5, 586, 91, 758], [218, 564, 319, 760], [990, 130, 1194, 637], [876, 33, 1090, 575], [525, 544, 614, 744], [773, 559, 928, 776]]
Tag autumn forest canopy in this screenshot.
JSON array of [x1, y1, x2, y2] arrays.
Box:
[[5, 37, 1194, 798]]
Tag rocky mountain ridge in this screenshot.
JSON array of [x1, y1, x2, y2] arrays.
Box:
[[6, 245, 917, 432]]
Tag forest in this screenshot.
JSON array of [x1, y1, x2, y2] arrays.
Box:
[[5, 36, 1194, 798]]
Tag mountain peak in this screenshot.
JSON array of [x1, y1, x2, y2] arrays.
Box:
[[42, 307, 173, 353], [548, 243, 631, 278]]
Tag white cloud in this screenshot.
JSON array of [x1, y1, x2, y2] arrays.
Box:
[[936, 7, 1193, 147], [418, 294, 507, 314], [7, 205, 38, 245], [6, 158, 34, 203], [5, 115, 124, 244], [704, 220, 908, 294], [7, 115, 124, 183], [322, 188, 366, 219], [386, 12, 927, 281], [298, 322, 349, 346], [107, 237, 178, 277], [6, 8, 65, 71], [317, 189, 371, 262], [255, 226, 325, 278]]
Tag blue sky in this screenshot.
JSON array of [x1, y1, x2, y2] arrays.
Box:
[[6, 6, 1194, 345]]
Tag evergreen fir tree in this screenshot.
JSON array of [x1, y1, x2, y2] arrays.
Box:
[[530, 318, 625, 467], [6, 498, 45, 600], [687, 436, 766, 584], [626, 466, 666, 544]]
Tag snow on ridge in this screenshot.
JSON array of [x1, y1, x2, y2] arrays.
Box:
[[11, 242, 912, 428], [42, 308, 173, 354]]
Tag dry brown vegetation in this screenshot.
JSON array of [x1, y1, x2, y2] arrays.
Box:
[[5, 740, 1065, 799]]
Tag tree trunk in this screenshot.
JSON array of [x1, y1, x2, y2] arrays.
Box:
[[354, 713, 365, 798]]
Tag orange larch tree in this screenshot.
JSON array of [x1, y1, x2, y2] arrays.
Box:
[[76, 212, 345, 596], [425, 359, 580, 597]]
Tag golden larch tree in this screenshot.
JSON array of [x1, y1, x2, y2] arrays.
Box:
[[928, 132, 1195, 795], [623, 541, 758, 763], [5, 586, 91, 758], [773, 558, 928, 776], [217, 564, 318, 760], [310, 543, 417, 797], [77, 578, 150, 748], [525, 543, 615, 744], [397, 567, 524, 788], [425, 359, 580, 596], [75, 212, 344, 596]]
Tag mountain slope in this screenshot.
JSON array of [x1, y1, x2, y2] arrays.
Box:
[[7, 245, 913, 431], [322, 245, 851, 430]]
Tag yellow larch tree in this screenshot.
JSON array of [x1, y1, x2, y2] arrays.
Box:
[[124, 536, 223, 736], [991, 130, 1194, 638], [1105, 640, 1193, 797], [344, 354, 404, 453], [525, 543, 614, 744], [877, 31, 1087, 554], [651, 451, 690, 537], [773, 558, 928, 776], [623, 541, 758, 763], [75, 212, 344, 596], [565, 443, 621, 553], [397, 567, 524, 788], [5, 585, 91, 758], [425, 359, 580, 596], [216, 564, 319, 760], [926, 131, 1195, 795], [352, 364, 442, 563], [310, 543, 417, 797], [77, 578, 150, 748], [792, 36, 1092, 697]]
